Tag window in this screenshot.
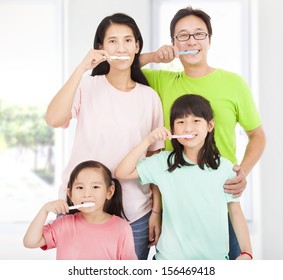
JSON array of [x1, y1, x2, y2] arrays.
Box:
[[0, 0, 62, 222]]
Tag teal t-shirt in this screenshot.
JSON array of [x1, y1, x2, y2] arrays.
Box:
[[142, 68, 261, 164], [137, 151, 239, 260]]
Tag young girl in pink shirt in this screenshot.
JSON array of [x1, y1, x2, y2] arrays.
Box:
[[45, 13, 164, 259], [23, 160, 137, 260]]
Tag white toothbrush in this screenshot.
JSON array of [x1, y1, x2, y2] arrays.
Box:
[[110, 55, 130, 60], [171, 134, 194, 139], [179, 50, 198, 55], [69, 202, 95, 210]]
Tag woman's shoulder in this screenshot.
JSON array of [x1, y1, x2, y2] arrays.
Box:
[[135, 82, 162, 99], [81, 74, 105, 83]]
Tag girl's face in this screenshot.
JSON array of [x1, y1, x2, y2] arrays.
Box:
[[173, 15, 210, 66], [173, 114, 214, 153], [68, 168, 114, 213], [101, 23, 139, 69]]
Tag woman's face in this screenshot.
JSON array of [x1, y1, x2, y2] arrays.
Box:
[[101, 23, 139, 69], [173, 15, 210, 66]]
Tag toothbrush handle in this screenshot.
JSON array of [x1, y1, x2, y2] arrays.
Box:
[[69, 204, 82, 210]]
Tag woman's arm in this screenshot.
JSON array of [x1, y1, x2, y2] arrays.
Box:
[[228, 202, 252, 260], [146, 150, 162, 246], [46, 49, 109, 128], [23, 200, 69, 248]]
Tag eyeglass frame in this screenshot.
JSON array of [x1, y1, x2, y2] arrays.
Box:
[[173, 32, 209, 42]]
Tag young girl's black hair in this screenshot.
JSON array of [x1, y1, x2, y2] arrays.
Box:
[[91, 13, 149, 86], [66, 160, 127, 220], [167, 94, 220, 172]]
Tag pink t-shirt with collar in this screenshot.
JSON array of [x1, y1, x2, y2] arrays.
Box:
[[59, 75, 164, 222], [42, 213, 137, 260]]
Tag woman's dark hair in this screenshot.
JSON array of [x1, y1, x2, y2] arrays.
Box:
[[167, 94, 220, 172], [170, 6, 212, 42], [91, 13, 149, 86], [67, 160, 127, 220]]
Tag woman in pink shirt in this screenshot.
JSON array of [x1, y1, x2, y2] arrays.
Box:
[[23, 160, 137, 260], [45, 13, 164, 259]]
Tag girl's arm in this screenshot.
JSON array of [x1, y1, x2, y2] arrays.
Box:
[[115, 127, 171, 180], [46, 49, 109, 128], [228, 202, 253, 260], [23, 200, 69, 248]]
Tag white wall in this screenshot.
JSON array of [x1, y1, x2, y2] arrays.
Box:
[[63, 0, 283, 259], [63, 0, 151, 75], [258, 0, 283, 259]]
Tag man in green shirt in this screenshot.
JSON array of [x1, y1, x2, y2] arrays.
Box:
[[140, 6, 265, 259]]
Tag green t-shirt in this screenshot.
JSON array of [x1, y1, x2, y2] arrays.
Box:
[[143, 68, 261, 164], [137, 151, 239, 260]]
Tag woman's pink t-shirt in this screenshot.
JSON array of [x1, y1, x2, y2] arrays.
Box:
[[59, 75, 164, 222]]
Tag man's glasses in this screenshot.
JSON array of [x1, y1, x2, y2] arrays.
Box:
[[173, 32, 209, 42]]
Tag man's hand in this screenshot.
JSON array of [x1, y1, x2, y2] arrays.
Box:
[[224, 165, 247, 197], [152, 45, 179, 63]]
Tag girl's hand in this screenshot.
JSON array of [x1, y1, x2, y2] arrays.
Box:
[[147, 127, 172, 144], [43, 199, 70, 215], [79, 49, 110, 72]]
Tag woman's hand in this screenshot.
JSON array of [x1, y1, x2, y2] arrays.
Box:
[[148, 211, 161, 247], [78, 49, 110, 72]]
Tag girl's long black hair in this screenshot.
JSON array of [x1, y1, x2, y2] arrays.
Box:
[[91, 13, 149, 86], [66, 160, 127, 220], [167, 94, 220, 172]]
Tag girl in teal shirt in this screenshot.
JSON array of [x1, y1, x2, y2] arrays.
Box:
[[116, 94, 252, 260]]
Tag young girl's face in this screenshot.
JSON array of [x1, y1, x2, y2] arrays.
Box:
[[101, 23, 139, 68], [173, 114, 214, 151], [68, 167, 114, 213]]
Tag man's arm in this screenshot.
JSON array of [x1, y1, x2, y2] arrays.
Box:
[[225, 125, 266, 197], [139, 45, 179, 67]]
